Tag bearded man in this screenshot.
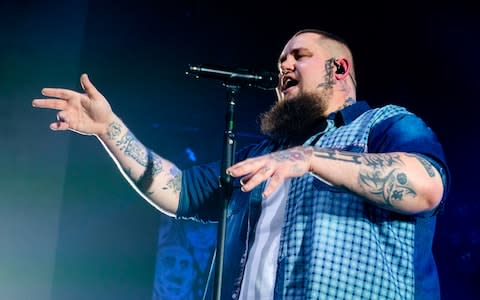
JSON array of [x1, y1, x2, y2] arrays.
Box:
[[34, 29, 449, 300]]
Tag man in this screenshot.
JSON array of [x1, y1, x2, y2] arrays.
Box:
[[33, 29, 449, 299]]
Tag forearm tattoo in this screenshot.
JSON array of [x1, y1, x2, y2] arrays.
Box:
[[136, 150, 160, 192], [363, 154, 403, 169], [407, 154, 436, 177], [271, 147, 312, 162], [107, 123, 181, 195], [106, 121, 122, 140], [113, 130, 165, 195], [116, 131, 163, 175], [313, 148, 362, 164], [313, 149, 417, 208]]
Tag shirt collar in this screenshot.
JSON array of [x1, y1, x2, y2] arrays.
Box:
[[327, 100, 371, 127]]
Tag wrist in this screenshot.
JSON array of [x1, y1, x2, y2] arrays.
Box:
[[302, 146, 314, 172], [97, 114, 124, 141]]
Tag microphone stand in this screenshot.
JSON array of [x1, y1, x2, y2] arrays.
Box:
[[213, 83, 240, 300]]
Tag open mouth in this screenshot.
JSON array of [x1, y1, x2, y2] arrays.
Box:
[[282, 77, 299, 92]]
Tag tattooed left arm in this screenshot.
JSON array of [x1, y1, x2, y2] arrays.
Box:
[[311, 149, 444, 214], [227, 146, 444, 215]]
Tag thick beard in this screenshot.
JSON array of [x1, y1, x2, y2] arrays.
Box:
[[260, 89, 331, 144]]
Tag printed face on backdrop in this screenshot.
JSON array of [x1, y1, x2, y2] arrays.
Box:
[[154, 245, 195, 299]]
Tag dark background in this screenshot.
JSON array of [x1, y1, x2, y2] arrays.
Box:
[[0, 0, 478, 299]]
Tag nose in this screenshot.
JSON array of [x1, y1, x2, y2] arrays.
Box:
[[279, 55, 295, 74]]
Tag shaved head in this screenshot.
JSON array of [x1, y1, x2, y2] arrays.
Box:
[[293, 29, 356, 83]]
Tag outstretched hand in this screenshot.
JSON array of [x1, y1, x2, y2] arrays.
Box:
[[226, 146, 313, 198], [32, 74, 114, 136]]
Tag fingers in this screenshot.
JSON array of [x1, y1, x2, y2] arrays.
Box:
[[238, 166, 284, 198], [239, 173, 254, 186], [49, 121, 69, 131], [80, 73, 100, 98], [38, 74, 98, 100], [228, 156, 281, 194], [46, 111, 69, 131], [32, 98, 68, 110], [32, 98, 70, 131], [41, 88, 78, 99], [239, 165, 275, 193], [262, 173, 283, 198], [227, 157, 265, 177], [227, 151, 308, 198]]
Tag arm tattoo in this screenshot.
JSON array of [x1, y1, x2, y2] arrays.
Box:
[[359, 153, 416, 207], [270, 147, 311, 162], [116, 131, 163, 175], [313, 148, 417, 207], [407, 154, 436, 177], [363, 154, 402, 169], [115, 131, 164, 193], [124, 167, 151, 196], [106, 121, 122, 140], [359, 169, 416, 207], [313, 148, 362, 164], [135, 150, 164, 193], [163, 167, 182, 194]]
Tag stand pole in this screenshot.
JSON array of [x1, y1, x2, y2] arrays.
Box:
[[212, 84, 239, 300]]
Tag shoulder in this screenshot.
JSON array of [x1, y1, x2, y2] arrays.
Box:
[[368, 104, 412, 122], [368, 106, 446, 162]]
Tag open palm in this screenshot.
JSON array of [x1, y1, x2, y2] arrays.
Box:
[[32, 74, 114, 136]]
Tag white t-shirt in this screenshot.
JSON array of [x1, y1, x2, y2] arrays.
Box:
[[238, 179, 290, 299]]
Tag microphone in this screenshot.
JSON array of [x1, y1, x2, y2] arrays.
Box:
[[186, 64, 278, 90]]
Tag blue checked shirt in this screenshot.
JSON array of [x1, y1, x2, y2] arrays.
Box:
[[177, 101, 449, 300]]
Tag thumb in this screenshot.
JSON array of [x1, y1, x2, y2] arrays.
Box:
[[80, 73, 100, 98]]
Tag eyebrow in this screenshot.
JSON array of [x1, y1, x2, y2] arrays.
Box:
[[278, 47, 311, 64]]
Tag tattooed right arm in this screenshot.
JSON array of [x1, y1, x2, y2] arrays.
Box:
[[32, 75, 181, 215], [97, 116, 181, 216]]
